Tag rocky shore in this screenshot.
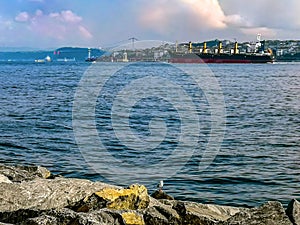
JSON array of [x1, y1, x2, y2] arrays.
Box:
[[0, 164, 299, 225]]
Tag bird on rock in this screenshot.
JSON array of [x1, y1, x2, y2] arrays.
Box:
[[157, 180, 163, 191]]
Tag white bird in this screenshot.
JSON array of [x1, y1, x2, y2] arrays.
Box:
[[157, 180, 164, 191]]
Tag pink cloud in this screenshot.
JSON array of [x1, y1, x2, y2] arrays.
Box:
[[139, 0, 229, 34], [15, 12, 30, 22], [138, 0, 270, 41], [35, 9, 43, 17], [224, 14, 249, 27], [181, 0, 227, 28], [13, 9, 93, 43], [79, 25, 93, 39], [60, 10, 82, 23]]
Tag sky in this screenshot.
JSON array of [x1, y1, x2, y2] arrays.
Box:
[[0, 0, 299, 49]]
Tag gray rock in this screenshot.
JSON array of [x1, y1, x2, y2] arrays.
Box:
[[147, 199, 241, 225], [0, 165, 51, 182], [0, 208, 42, 224], [19, 214, 59, 225], [172, 200, 241, 225], [0, 177, 116, 212], [220, 201, 293, 225], [18, 208, 125, 225], [86, 209, 124, 225], [286, 199, 300, 225], [143, 199, 180, 225], [7, 208, 125, 225]]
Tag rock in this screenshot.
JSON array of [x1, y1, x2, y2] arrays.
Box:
[[0, 165, 51, 182], [6, 208, 122, 225], [19, 214, 58, 225], [170, 200, 241, 225], [121, 211, 144, 225], [17, 208, 83, 225], [286, 199, 300, 225], [18, 208, 143, 225], [0, 174, 12, 184], [0, 165, 297, 225], [143, 203, 180, 225], [220, 201, 293, 225], [0, 177, 116, 212], [151, 190, 174, 200], [145, 199, 241, 225], [0, 208, 49, 224], [71, 184, 150, 212]]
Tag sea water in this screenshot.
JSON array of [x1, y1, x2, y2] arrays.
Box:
[[0, 61, 299, 207]]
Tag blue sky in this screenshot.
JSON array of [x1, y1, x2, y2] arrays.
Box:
[[0, 0, 299, 49]]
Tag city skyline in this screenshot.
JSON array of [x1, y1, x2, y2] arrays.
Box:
[[0, 0, 299, 49]]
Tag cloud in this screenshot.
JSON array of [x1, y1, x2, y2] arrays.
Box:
[[220, 0, 300, 33], [138, 0, 258, 41], [35, 9, 43, 17], [240, 27, 277, 39], [78, 25, 93, 39], [49, 10, 82, 23], [60, 10, 82, 23], [3, 0, 300, 48], [0, 18, 13, 30], [139, 0, 228, 33], [224, 14, 250, 27], [12, 9, 93, 44], [137, 0, 300, 42], [15, 12, 30, 22], [181, 0, 227, 28]]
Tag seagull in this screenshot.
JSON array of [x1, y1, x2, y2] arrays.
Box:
[[157, 180, 164, 191]]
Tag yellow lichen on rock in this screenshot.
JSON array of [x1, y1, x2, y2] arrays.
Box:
[[122, 212, 145, 225], [95, 184, 150, 210], [37, 166, 51, 179]]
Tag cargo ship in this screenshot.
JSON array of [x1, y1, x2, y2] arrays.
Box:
[[169, 40, 275, 64]]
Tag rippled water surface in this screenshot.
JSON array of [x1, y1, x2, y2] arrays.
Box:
[[0, 61, 299, 207]]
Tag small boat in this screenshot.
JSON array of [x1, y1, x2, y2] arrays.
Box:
[[34, 59, 45, 63], [85, 57, 97, 62], [57, 57, 76, 62], [35, 55, 51, 63]]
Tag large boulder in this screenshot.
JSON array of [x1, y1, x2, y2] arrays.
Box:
[[0, 165, 51, 182], [70, 184, 150, 212], [14, 208, 120, 225], [7, 208, 144, 225], [171, 200, 240, 225], [143, 198, 181, 225], [0, 177, 116, 212], [220, 201, 293, 225], [286, 199, 300, 225], [144, 199, 241, 225]]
